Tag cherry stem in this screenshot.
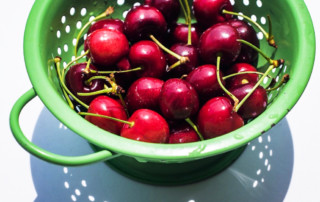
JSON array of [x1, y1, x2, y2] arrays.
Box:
[[216, 53, 239, 110], [74, 6, 114, 57], [62, 50, 90, 77], [266, 74, 290, 91], [185, 118, 204, 141], [178, 0, 188, 24], [54, 57, 89, 109], [149, 35, 189, 71], [222, 71, 273, 80], [222, 9, 277, 48], [78, 112, 134, 128], [89, 67, 142, 74]]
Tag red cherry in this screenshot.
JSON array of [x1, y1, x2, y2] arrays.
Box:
[[226, 63, 259, 88], [159, 78, 199, 120], [229, 83, 268, 119], [65, 63, 104, 105], [185, 64, 224, 101], [144, 0, 180, 24], [192, 0, 233, 29], [87, 18, 124, 35], [124, 5, 167, 43], [170, 23, 201, 46], [121, 109, 170, 143], [86, 28, 129, 68], [125, 77, 164, 113], [129, 40, 167, 78], [169, 122, 200, 143], [197, 96, 244, 139], [85, 96, 128, 135], [198, 23, 241, 66]]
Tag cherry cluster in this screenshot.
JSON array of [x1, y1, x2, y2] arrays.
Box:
[[53, 0, 288, 144]]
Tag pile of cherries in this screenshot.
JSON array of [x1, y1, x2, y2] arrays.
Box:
[[54, 0, 288, 144]]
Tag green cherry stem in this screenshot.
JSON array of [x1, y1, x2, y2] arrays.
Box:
[[222, 9, 277, 48], [222, 71, 273, 80], [74, 6, 114, 57], [216, 53, 239, 110], [62, 50, 90, 77], [266, 74, 290, 92], [89, 67, 142, 74], [78, 112, 134, 128], [178, 0, 188, 24], [185, 118, 204, 141]]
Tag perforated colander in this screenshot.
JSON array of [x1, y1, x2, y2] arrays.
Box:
[[10, 0, 315, 185]]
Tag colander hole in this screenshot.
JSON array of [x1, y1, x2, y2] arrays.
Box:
[[269, 149, 273, 156], [237, 12, 244, 20], [260, 16, 266, 24], [88, 195, 95, 201], [253, 180, 258, 188], [81, 8, 87, 16], [75, 189, 81, 196], [71, 56, 76, 61], [257, 169, 261, 175], [56, 30, 61, 38], [133, 2, 141, 7], [65, 25, 71, 33], [263, 77, 268, 84], [123, 10, 129, 18], [251, 15, 257, 22], [117, 0, 125, 5], [76, 21, 82, 29], [71, 195, 76, 201], [267, 164, 271, 171], [64, 44, 69, 52], [73, 38, 77, 46], [272, 68, 277, 73], [70, 7, 76, 16], [89, 16, 95, 22], [264, 159, 268, 166], [256, 0, 263, 7], [283, 65, 287, 73], [259, 151, 264, 159], [57, 47, 62, 55], [64, 181, 70, 189], [268, 94, 273, 100], [61, 16, 66, 24], [252, 145, 256, 151], [257, 32, 263, 40], [243, 0, 249, 6], [63, 62, 67, 68], [230, 0, 235, 5]]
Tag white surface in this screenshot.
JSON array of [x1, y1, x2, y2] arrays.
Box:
[[1, 0, 319, 201]]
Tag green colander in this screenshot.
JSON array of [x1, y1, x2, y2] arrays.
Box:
[[10, 0, 315, 185]]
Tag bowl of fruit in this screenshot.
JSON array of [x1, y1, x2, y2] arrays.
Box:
[[10, 0, 315, 185]]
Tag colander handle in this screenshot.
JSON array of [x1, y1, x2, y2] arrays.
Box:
[[9, 88, 118, 166]]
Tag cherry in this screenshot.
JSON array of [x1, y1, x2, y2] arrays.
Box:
[[225, 63, 259, 88], [228, 19, 259, 64], [85, 95, 128, 135], [166, 43, 199, 77], [229, 83, 267, 119], [159, 78, 199, 120], [192, 0, 233, 29], [169, 23, 201, 46], [65, 63, 104, 105], [128, 40, 167, 78], [144, 0, 180, 24], [197, 96, 244, 139], [87, 18, 124, 35], [168, 122, 200, 143], [185, 64, 224, 101], [125, 77, 164, 113], [121, 109, 170, 143], [124, 5, 167, 43], [86, 28, 129, 68], [198, 23, 241, 66], [114, 57, 135, 90]]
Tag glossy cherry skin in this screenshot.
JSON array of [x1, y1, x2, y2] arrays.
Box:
[[114, 57, 135, 90], [192, 0, 233, 29], [197, 96, 244, 139], [185, 64, 225, 102], [121, 109, 170, 143], [226, 63, 259, 88], [124, 5, 167, 43], [166, 44, 199, 77], [144, 0, 180, 24], [198, 23, 241, 66], [169, 122, 200, 143], [228, 19, 259, 64], [85, 96, 128, 135], [65, 63, 104, 105], [159, 78, 199, 120], [88, 18, 124, 35], [129, 40, 167, 78], [170, 23, 201, 46], [86, 29, 129, 68], [125, 77, 164, 113], [229, 83, 268, 119]]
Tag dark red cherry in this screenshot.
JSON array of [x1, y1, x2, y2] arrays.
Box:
[[226, 63, 259, 88], [197, 96, 244, 139], [129, 40, 167, 78], [166, 43, 199, 77], [185, 64, 224, 101], [192, 0, 233, 29], [169, 122, 200, 143], [228, 19, 259, 64], [198, 23, 241, 66], [121, 109, 170, 143], [229, 83, 268, 119], [86, 28, 129, 68], [124, 5, 167, 43], [87, 18, 124, 35], [65, 63, 104, 105], [144, 0, 180, 24], [114, 57, 135, 90], [125, 77, 164, 113], [159, 78, 199, 120], [170, 23, 201, 46], [85, 95, 128, 135]]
